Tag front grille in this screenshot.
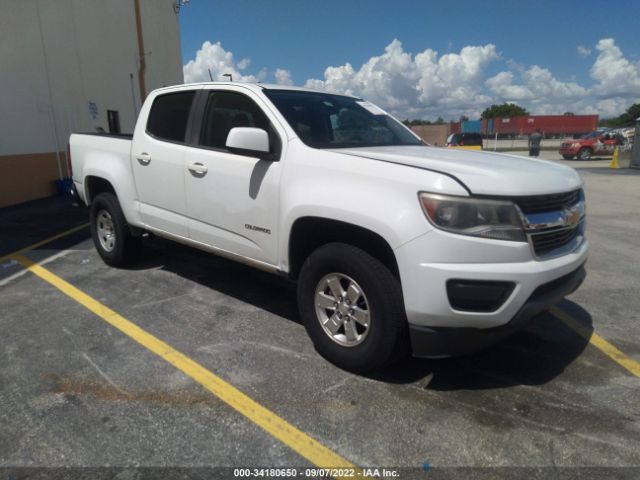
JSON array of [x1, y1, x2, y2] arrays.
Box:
[[496, 189, 586, 258], [530, 224, 581, 256], [561, 142, 572, 149], [513, 189, 580, 214]]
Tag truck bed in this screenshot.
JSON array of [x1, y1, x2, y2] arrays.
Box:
[[69, 133, 133, 196]]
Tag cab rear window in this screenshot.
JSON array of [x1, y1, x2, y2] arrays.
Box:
[[146, 91, 195, 143]]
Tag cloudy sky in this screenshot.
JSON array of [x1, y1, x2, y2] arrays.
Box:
[[178, 0, 640, 121]]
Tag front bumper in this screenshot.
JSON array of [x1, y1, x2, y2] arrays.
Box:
[[394, 226, 589, 356], [559, 147, 579, 156], [408, 264, 585, 357]]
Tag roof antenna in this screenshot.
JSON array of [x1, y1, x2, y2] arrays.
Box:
[[208, 68, 213, 81], [222, 73, 233, 82]]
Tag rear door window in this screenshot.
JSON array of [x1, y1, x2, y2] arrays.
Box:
[[146, 91, 196, 143]]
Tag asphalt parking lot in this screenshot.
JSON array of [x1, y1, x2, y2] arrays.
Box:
[[1, 156, 639, 479]]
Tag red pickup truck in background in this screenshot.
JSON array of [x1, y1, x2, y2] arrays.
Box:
[[559, 130, 625, 160]]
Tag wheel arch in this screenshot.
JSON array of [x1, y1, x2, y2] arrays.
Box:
[[288, 216, 400, 282], [80, 161, 142, 227], [578, 146, 593, 156], [85, 175, 117, 204]]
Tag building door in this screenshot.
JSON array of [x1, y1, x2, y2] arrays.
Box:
[[107, 110, 121, 134]]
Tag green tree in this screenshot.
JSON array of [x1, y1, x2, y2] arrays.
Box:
[[481, 103, 529, 119], [626, 103, 640, 121], [598, 103, 640, 128], [402, 119, 434, 126]]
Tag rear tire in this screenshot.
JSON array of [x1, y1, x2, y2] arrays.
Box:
[[297, 243, 408, 372], [90, 192, 141, 267]]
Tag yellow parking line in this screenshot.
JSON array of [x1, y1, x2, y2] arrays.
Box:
[[0, 222, 90, 265], [13, 254, 363, 477], [14, 223, 638, 465], [551, 306, 640, 378]]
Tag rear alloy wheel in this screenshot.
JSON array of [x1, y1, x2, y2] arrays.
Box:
[[298, 243, 408, 372], [577, 147, 592, 160], [90, 192, 141, 267], [96, 209, 116, 252]]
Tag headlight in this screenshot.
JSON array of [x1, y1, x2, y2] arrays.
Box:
[[571, 143, 581, 148], [419, 193, 526, 242]]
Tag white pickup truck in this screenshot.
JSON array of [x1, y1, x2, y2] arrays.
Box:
[[69, 83, 587, 372]]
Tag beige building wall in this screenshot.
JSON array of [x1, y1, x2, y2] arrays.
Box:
[[0, 153, 62, 207], [0, 0, 183, 208], [410, 125, 450, 147]]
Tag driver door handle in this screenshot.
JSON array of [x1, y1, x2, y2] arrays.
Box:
[[188, 162, 208, 176], [136, 152, 151, 165]]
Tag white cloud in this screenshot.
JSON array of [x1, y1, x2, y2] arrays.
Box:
[[183, 38, 640, 119], [485, 71, 534, 101], [577, 45, 591, 57], [183, 41, 266, 83], [594, 97, 632, 117], [416, 44, 499, 109], [590, 38, 640, 98], [304, 39, 499, 118], [274, 68, 294, 86], [486, 66, 587, 113]]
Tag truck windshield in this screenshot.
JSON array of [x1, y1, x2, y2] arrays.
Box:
[[263, 89, 423, 149]]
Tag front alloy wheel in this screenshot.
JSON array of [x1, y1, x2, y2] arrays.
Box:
[[297, 242, 408, 372], [315, 273, 371, 347]]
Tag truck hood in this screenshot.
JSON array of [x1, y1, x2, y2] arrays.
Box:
[[334, 146, 582, 196]]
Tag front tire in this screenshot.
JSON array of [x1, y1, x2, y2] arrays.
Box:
[[297, 243, 408, 372], [90, 192, 141, 267], [577, 147, 592, 160]]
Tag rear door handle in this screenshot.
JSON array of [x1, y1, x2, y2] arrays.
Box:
[[188, 162, 208, 176], [136, 152, 151, 166]]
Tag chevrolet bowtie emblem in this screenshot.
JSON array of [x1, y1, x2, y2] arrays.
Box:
[[562, 206, 581, 227]]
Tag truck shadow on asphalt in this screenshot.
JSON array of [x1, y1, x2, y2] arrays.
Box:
[[131, 237, 594, 391], [371, 301, 593, 391]]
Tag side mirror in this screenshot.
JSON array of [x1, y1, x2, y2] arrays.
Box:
[[226, 127, 270, 155]]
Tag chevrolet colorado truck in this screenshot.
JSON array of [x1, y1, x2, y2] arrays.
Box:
[[69, 83, 587, 372]]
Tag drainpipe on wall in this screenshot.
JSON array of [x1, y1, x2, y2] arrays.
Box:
[[130, 73, 138, 118], [134, 0, 147, 103], [36, 1, 64, 180]]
